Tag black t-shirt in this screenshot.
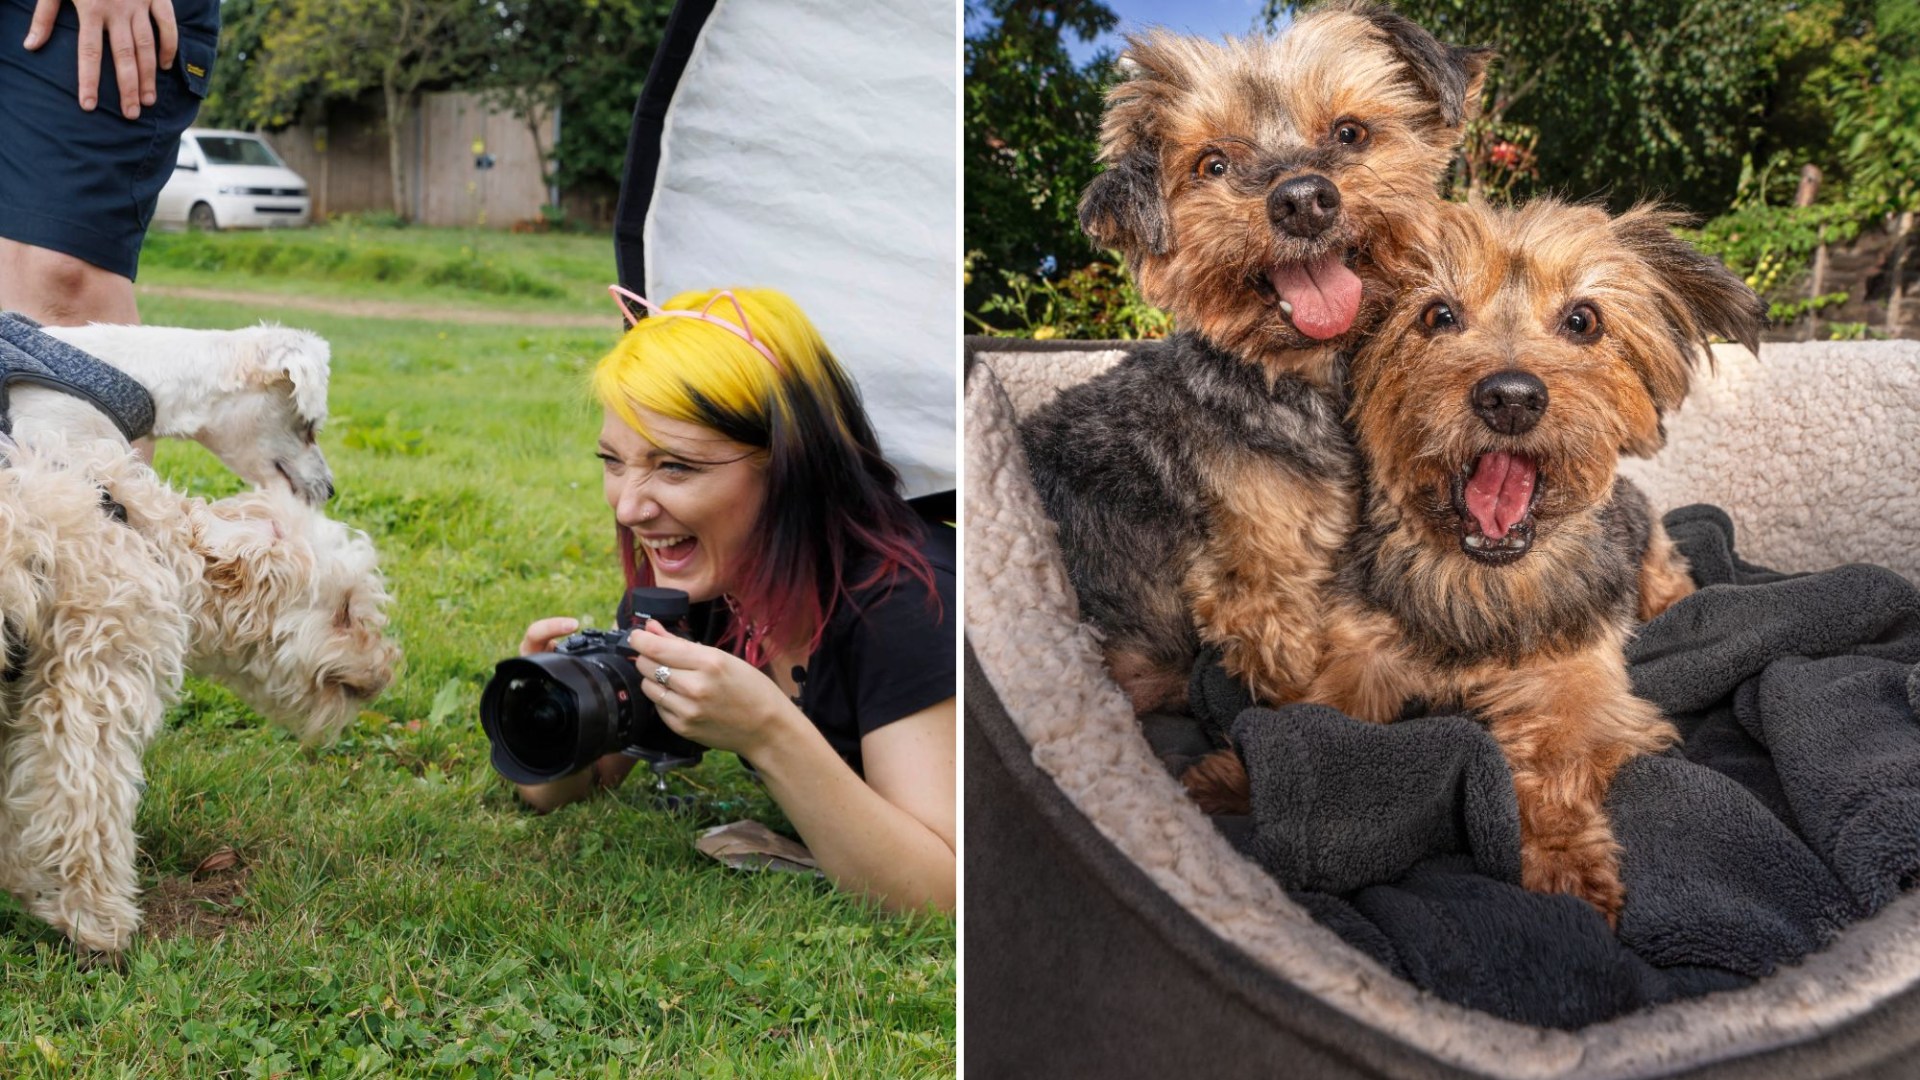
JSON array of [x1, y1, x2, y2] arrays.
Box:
[[622, 526, 956, 776], [794, 529, 956, 774]]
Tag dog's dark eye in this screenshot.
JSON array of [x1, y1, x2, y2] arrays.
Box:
[[1334, 120, 1369, 147], [1563, 303, 1602, 341], [1196, 152, 1229, 179], [1420, 300, 1459, 331]]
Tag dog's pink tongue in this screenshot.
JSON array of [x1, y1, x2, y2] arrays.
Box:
[[1464, 451, 1537, 537], [1268, 253, 1363, 340]]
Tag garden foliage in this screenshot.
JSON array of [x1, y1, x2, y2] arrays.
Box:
[[965, 0, 1920, 338], [202, 0, 676, 212]]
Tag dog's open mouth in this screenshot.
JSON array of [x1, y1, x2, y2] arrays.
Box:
[[1249, 248, 1362, 341], [1450, 450, 1543, 565]]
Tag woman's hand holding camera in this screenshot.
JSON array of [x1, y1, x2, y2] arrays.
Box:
[[513, 615, 639, 796], [628, 620, 800, 759], [519, 616, 581, 657]]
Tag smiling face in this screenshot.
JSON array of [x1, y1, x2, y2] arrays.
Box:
[[1077, 9, 1489, 379], [1348, 199, 1763, 566], [599, 406, 768, 603]]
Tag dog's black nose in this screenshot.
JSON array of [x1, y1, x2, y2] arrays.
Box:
[[1471, 371, 1549, 435], [1269, 175, 1342, 237]]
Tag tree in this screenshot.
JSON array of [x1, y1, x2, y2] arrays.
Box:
[[1835, 0, 1920, 329], [1837, 0, 1920, 214], [477, 0, 675, 205], [1267, 0, 1783, 215], [248, 0, 499, 220], [964, 0, 1117, 326], [197, 0, 270, 128], [201, 0, 672, 217]]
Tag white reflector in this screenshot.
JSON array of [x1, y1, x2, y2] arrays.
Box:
[[631, 0, 956, 497]]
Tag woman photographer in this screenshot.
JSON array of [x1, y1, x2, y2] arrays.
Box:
[[513, 287, 955, 914]]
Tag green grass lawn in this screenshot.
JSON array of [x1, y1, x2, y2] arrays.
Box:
[[0, 227, 956, 1078], [140, 220, 620, 315]]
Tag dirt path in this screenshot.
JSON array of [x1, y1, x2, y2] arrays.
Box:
[[135, 284, 613, 329]]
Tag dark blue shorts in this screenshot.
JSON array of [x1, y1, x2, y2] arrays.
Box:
[[0, 0, 219, 280]]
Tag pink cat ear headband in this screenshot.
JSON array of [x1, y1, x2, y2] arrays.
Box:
[[608, 285, 782, 370]]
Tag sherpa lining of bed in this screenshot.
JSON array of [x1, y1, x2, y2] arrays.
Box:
[[962, 346, 1920, 1079]]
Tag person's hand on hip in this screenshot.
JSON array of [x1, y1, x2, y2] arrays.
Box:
[[23, 0, 179, 119]]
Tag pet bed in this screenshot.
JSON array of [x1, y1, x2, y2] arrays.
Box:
[[964, 337, 1920, 1078]]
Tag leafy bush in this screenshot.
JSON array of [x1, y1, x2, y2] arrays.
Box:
[[964, 0, 1116, 325], [1689, 203, 1866, 309], [1690, 205, 1854, 277], [967, 253, 1171, 340]]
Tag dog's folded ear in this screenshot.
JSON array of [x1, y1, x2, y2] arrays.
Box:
[[1079, 144, 1170, 257], [1613, 206, 1768, 359], [1357, 5, 1494, 128], [238, 326, 332, 424]]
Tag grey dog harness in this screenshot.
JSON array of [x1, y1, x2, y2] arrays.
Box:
[[0, 313, 155, 441]]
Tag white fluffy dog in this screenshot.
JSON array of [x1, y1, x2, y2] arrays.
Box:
[[0, 434, 397, 954], [24, 323, 336, 504]]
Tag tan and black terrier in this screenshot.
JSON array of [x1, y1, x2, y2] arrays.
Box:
[[1185, 198, 1766, 925], [1021, 2, 1490, 711]]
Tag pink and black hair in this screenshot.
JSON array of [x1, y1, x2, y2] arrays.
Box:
[[595, 287, 940, 666]]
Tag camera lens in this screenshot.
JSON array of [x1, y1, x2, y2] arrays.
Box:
[[481, 646, 643, 784], [495, 675, 577, 775], [482, 588, 705, 785]]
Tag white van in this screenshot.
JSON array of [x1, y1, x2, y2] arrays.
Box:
[[156, 129, 312, 230]]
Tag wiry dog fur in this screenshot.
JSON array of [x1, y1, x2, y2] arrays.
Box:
[[1022, 2, 1489, 710], [1184, 199, 1766, 925], [24, 322, 337, 504], [0, 435, 396, 954]]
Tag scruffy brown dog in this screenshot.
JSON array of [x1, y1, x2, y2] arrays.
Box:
[[1185, 198, 1765, 925], [1022, 2, 1490, 711]]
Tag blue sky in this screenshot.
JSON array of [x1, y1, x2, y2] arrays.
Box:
[[1065, 1, 1284, 64]]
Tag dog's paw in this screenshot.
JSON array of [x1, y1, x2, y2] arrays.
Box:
[[1522, 841, 1626, 929], [1180, 749, 1252, 816]]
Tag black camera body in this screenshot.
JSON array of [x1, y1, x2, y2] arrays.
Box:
[[480, 587, 706, 785]]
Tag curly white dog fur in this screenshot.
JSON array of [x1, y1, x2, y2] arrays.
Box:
[[0, 435, 396, 954], [23, 323, 336, 504]]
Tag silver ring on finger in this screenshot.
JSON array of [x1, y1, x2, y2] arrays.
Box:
[[652, 664, 673, 688]]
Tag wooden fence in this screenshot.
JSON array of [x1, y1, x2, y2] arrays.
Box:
[[266, 90, 556, 228]]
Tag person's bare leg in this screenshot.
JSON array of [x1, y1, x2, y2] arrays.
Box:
[[0, 239, 139, 325], [0, 239, 155, 463]]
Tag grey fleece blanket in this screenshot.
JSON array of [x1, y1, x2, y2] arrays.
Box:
[[1180, 504, 1920, 1029]]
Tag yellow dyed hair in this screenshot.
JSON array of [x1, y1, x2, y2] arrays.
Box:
[[592, 287, 842, 447]]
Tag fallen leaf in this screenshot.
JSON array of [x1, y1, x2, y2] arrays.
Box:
[[694, 821, 820, 874], [192, 847, 242, 878]]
